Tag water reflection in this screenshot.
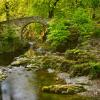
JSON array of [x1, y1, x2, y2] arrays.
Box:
[[0, 48, 28, 66]]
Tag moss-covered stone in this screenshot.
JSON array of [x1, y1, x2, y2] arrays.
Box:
[[25, 64, 39, 71], [69, 62, 100, 78], [11, 49, 99, 79], [69, 63, 91, 77], [65, 49, 95, 62], [89, 62, 100, 79], [42, 84, 86, 94], [35, 55, 75, 70], [11, 57, 30, 66], [0, 70, 7, 81]]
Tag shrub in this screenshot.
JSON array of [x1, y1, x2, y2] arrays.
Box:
[[47, 18, 71, 52], [65, 49, 95, 62], [72, 8, 94, 39], [46, 8, 94, 52], [93, 27, 100, 38], [89, 62, 100, 79], [0, 26, 22, 53]]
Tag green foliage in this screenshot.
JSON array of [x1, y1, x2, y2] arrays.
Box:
[[72, 8, 94, 37], [68, 60, 100, 78], [47, 18, 70, 51], [46, 8, 95, 51], [65, 49, 95, 62], [89, 62, 100, 78], [90, 0, 100, 9], [93, 27, 100, 38], [3, 26, 16, 42], [0, 26, 22, 53], [70, 63, 91, 77]]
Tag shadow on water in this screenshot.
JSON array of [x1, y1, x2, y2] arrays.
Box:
[[0, 47, 28, 66]]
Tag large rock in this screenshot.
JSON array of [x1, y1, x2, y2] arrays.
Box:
[[25, 64, 39, 71], [42, 84, 86, 94]]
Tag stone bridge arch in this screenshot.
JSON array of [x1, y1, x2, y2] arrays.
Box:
[[21, 21, 47, 41], [0, 16, 48, 41]]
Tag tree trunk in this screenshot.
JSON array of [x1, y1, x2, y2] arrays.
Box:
[[5, 2, 10, 21], [75, 0, 78, 4], [92, 8, 96, 19], [48, 0, 59, 18]]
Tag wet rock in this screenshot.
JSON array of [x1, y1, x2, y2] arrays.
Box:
[[42, 84, 86, 94], [47, 68, 55, 73], [36, 47, 46, 55], [80, 79, 100, 97], [11, 57, 29, 66], [25, 64, 39, 71], [57, 73, 90, 85], [7, 68, 12, 73]]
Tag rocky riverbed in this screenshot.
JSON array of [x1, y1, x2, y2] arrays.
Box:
[[0, 49, 100, 100]]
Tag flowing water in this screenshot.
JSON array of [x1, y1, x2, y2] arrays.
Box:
[[1, 67, 37, 100]]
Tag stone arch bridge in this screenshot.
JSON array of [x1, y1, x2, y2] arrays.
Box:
[[0, 16, 48, 41]]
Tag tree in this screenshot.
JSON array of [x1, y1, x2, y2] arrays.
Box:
[[48, 0, 59, 18], [83, 0, 100, 19], [4, 1, 10, 21], [90, 0, 100, 18]]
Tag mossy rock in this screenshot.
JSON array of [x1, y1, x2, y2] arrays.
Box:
[[42, 84, 86, 94], [36, 55, 75, 70], [69, 63, 91, 77], [25, 64, 39, 71], [60, 60, 76, 72], [0, 70, 7, 81], [28, 54, 76, 71], [38, 55, 65, 69], [11, 57, 30, 66], [69, 62, 100, 78], [65, 49, 95, 62]]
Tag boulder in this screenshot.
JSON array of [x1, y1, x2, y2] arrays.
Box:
[[42, 84, 86, 94], [11, 57, 29, 66], [25, 64, 39, 71]]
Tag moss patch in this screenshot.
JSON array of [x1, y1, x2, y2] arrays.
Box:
[[42, 85, 86, 94], [0, 70, 7, 81]]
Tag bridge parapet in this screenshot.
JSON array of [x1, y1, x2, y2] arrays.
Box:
[[0, 16, 48, 26]]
